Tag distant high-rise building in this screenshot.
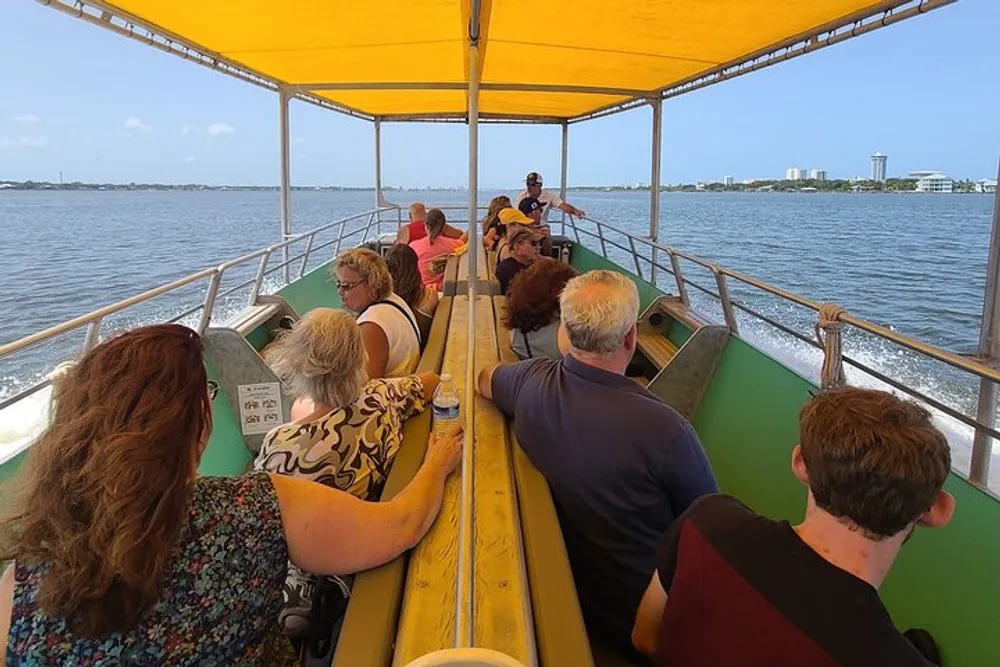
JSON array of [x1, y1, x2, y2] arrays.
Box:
[[810, 169, 827, 181], [871, 152, 887, 182], [724, 175, 734, 186], [785, 168, 805, 181]]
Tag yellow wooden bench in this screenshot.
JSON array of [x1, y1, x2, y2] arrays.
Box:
[[637, 321, 679, 370]]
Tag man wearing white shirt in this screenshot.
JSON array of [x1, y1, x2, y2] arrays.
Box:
[[515, 172, 586, 225]]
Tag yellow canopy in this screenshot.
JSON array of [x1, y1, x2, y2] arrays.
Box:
[[99, 1, 932, 121]]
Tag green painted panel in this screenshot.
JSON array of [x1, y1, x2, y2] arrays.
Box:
[[199, 357, 254, 477], [0, 451, 27, 486], [277, 260, 342, 316], [244, 326, 270, 353]]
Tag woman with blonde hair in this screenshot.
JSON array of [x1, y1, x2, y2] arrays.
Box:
[[0, 324, 461, 664], [333, 248, 421, 379], [410, 208, 468, 290], [257, 308, 439, 637]]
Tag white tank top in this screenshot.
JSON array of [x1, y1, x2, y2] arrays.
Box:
[[357, 292, 421, 378]]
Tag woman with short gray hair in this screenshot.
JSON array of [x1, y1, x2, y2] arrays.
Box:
[[333, 248, 421, 378], [258, 307, 440, 639]]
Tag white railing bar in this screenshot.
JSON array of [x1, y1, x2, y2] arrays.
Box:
[[574, 213, 1000, 386], [0, 268, 217, 359], [0, 378, 52, 412]]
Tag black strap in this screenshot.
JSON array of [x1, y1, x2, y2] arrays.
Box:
[[368, 299, 421, 343], [522, 330, 534, 358]]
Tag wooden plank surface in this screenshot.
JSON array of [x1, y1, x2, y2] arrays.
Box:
[[393, 297, 468, 666], [637, 323, 679, 369], [471, 295, 535, 665]]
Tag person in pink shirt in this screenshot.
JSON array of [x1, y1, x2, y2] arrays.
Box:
[[411, 208, 467, 289]]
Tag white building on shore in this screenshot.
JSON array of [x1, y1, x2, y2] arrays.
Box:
[[810, 169, 827, 181], [976, 179, 997, 194], [911, 171, 954, 193], [785, 168, 806, 181]]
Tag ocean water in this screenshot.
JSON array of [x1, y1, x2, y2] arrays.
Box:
[[0, 189, 996, 488]]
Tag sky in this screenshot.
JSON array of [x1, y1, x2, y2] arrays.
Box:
[[1, 1, 998, 188]]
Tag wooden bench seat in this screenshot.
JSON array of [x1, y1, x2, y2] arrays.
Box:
[[636, 323, 679, 370]]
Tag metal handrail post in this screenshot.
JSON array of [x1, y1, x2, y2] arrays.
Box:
[[627, 235, 643, 280], [249, 253, 272, 305], [82, 318, 102, 352], [559, 120, 569, 236], [596, 221, 609, 258], [714, 270, 740, 334], [971, 158, 1000, 485], [298, 233, 316, 278], [278, 87, 293, 285], [669, 251, 689, 305], [569, 215, 581, 244], [333, 219, 349, 257], [649, 98, 663, 286], [196, 271, 223, 333]]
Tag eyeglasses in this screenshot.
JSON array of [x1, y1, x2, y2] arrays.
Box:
[[336, 279, 364, 292], [208, 380, 219, 401]]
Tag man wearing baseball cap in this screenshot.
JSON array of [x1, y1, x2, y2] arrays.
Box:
[[515, 172, 586, 225], [495, 224, 543, 295]]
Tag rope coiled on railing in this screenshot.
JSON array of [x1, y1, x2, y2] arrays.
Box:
[[815, 302, 847, 389]]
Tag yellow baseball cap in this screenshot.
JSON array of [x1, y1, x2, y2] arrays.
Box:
[[498, 207, 534, 226]]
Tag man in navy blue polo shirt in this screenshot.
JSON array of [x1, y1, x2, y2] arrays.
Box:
[[478, 270, 717, 664]]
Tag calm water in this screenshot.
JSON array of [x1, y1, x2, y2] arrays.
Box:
[[0, 189, 996, 486]]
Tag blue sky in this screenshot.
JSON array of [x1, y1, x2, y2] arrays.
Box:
[[1, 1, 998, 188]]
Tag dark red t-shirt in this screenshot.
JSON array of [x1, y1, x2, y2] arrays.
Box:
[[655, 495, 933, 667], [407, 220, 427, 242]]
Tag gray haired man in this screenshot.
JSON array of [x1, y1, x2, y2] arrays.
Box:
[[478, 270, 717, 665]]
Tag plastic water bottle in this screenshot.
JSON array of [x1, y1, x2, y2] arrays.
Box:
[[432, 373, 461, 439]]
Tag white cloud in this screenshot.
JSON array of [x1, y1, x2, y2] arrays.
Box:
[[124, 117, 153, 132], [180, 124, 193, 135], [292, 136, 305, 144], [184, 156, 197, 163], [206, 122, 235, 137], [12, 114, 40, 124], [0, 136, 49, 149]]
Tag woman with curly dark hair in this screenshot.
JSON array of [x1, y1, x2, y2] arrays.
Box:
[[503, 258, 578, 360], [0, 324, 462, 663]]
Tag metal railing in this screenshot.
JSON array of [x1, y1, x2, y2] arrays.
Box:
[[0, 207, 396, 409], [564, 214, 1000, 490]]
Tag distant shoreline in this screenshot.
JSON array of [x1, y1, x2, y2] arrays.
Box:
[[0, 180, 991, 194]]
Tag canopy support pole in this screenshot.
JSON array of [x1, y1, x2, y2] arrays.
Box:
[[649, 98, 663, 285], [560, 121, 569, 234], [374, 118, 384, 208], [971, 157, 1000, 487], [278, 87, 292, 284], [456, 1, 481, 649]]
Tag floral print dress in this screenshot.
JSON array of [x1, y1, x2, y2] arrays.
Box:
[[254, 376, 425, 636], [7, 473, 294, 666]]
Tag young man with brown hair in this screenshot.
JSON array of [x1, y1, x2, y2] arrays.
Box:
[[632, 387, 955, 666]]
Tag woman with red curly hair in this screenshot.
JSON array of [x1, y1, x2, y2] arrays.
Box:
[[503, 258, 578, 360], [0, 324, 461, 664]]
